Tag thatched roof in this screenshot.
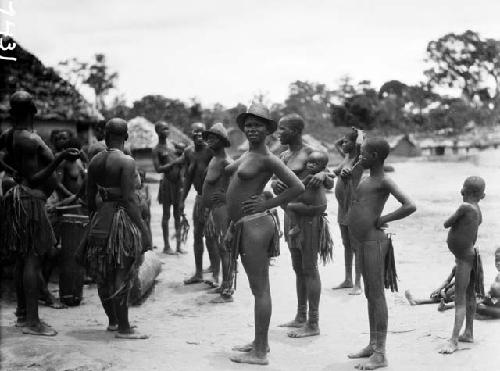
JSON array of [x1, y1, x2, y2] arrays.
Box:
[[127, 116, 191, 149], [0, 37, 102, 123]]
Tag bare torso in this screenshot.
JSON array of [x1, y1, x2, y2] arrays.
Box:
[[88, 149, 131, 191], [295, 174, 327, 206], [153, 141, 182, 182], [61, 158, 85, 195], [447, 202, 481, 257], [202, 155, 232, 209], [185, 145, 212, 195], [347, 174, 390, 241]]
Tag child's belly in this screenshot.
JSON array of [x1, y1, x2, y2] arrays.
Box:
[[447, 232, 474, 259]]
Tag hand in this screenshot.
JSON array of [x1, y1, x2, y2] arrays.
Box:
[[340, 168, 351, 179], [305, 172, 325, 189], [211, 192, 226, 205], [61, 148, 81, 160], [375, 216, 388, 229], [272, 180, 287, 195], [430, 288, 441, 299], [241, 195, 267, 215]]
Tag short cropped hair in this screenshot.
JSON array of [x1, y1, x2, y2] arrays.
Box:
[[279, 113, 305, 133], [364, 138, 390, 161]]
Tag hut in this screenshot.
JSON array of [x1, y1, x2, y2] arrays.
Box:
[[388, 134, 421, 157], [0, 37, 102, 145]]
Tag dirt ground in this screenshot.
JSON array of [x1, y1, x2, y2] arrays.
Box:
[[2, 151, 500, 371]]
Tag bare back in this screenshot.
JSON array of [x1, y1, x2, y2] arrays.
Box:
[[88, 149, 134, 190]]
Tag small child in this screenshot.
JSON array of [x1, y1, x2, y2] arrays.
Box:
[[476, 247, 500, 319], [405, 266, 456, 307], [287, 151, 329, 237], [439, 176, 485, 354]]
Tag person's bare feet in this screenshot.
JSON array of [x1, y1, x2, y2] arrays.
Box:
[[115, 328, 149, 339], [232, 341, 270, 353], [288, 323, 320, 338], [349, 285, 362, 295], [278, 317, 306, 328], [163, 247, 176, 255], [176, 248, 188, 254], [106, 324, 119, 331], [15, 317, 28, 327], [439, 339, 458, 354], [210, 295, 234, 304], [202, 266, 213, 273], [22, 321, 57, 336], [184, 275, 203, 285], [458, 331, 473, 343], [404, 290, 417, 305], [438, 298, 447, 312], [230, 350, 269, 366], [348, 345, 374, 359], [333, 280, 354, 290], [354, 352, 388, 370]]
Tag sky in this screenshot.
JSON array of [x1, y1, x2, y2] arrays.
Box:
[[5, 0, 500, 107]]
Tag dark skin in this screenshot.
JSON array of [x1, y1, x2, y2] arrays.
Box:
[[0, 110, 80, 336], [182, 123, 218, 283], [152, 122, 186, 254], [201, 132, 233, 298], [439, 178, 484, 354], [347, 140, 416, 370], [333, 131, 363, 294], [272, 120, 333, 334], [87, 128, 151, 339], [227, 116, 304, 365]]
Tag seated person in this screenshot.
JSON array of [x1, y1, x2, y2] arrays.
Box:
[[405, 266, 456, 307]]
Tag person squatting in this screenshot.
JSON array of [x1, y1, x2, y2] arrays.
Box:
[[1, 91, 496, 369]]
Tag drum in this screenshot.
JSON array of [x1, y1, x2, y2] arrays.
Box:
[[59, 213, 88, 306]]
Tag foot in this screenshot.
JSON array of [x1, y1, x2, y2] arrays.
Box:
[[202, 266, 213, 274], [22, 322, 57, 336], [349, 285, 363, 295], [176, 248, 188, 254], [458, 331, 473, 343], [163, 247, 177, 255], [354, 352, 388, 370], [15, 317, 28, 327], [230, 350, 269, 366], [106, 324, 119, 331], [439, 339, 458, 354], [332, 280, 354, 290], [210, 295, 234, 304], [43, 299, 68, 309], [115, 328, 149, 339], [232, 342, 270, 353], [438, 299, 447, 312], [405, 290, 417, 305], [278, 317, 306, 328], [184, 275, 203, 285], [348, 345, 374, 359], [203, 279, 219, 288], [208, 287, 223, 294], [288, 322, 320, 338]]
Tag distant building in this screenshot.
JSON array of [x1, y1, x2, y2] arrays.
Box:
[[0, 38, 102, 145], [388, 134, 421, 157]]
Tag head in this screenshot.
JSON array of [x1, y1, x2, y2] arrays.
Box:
[[495, 248, 500, 272], [93, 121, 106, 141], [339, 128, 360, 154], [359, 138, 390, 169], [306, 151, 329, 174], [236, 102, 277, 137], [155, 121, 170, 139], [461, 176, 485, 202], [55, 130, 72, 151], [9, 90, 37, 127], [104, 118, 128, 146], [174, 142, 187, 156], [191, 122, 206, 146], [50, 130, 61, 148], [202, 122, 230, 152], [243, 115, 271, 146], [278, 114, 305, 145]]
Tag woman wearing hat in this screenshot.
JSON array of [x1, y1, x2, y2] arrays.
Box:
[[201, 123, 234, 302], [226, 103, 304, 365]]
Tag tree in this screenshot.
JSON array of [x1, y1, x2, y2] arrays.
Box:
[[425, 30, 500, 105], [84, 54, 118, 111]]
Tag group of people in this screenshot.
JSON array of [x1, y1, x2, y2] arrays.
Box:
[[0, 90, 498, 369]]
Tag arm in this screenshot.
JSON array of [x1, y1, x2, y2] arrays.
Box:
[[180, 150, 193, 203], [287, 202, 327, 216], [29, 143, 78, 185], [377, 177, 416, 227], [443, 204, 467, 228], [121, 158, 151, 250], [55, 162, 74, 198], [87, 165, 98, 215]]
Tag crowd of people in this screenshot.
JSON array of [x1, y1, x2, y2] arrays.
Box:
[[1, 90, 499, 369]]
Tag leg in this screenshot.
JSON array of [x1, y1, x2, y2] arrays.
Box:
[[114, 262, 148, 339], [405, 290, 440, 305], [21, 252, 57, 336], [439, 259, 472, 354], [97, 283, 118, 331], [230, 217, 274, 365], [162, 202, 175, 255], [278, 248, 307, 327], [334, 224, 354, 289], [39, 249, 66, 309], [185, 197, 204, 283], [459, 272, 476, 343], [205, 234, 220, 285], [172, 202, 185, 254], [14, 257, 27, 325]]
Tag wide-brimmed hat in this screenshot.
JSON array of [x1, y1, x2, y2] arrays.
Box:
[[9, 90, 37, 114], [236, 102, 277, 134], [202, 122, 230, 147]]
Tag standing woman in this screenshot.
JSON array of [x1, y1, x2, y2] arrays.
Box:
[[332, 128, 364, 295], [226, 103, 304, 366]]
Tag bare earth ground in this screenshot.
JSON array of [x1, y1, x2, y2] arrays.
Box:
[[2, 150, 500, 371]]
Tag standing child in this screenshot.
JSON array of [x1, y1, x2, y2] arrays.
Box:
[[439, 176, 485, 354], [346, 138, 416, 370]]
